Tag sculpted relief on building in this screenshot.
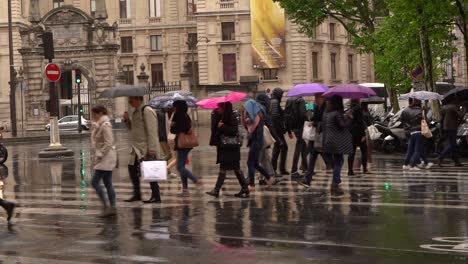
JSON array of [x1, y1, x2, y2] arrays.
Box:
[[18, 5, 119, 130]]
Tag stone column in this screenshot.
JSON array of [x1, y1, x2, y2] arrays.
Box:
[[114, 68, 128, 124], [137, 63, 150, 101]]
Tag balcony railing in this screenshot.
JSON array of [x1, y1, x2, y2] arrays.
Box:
[[149, 17, 161, 24], [119, 18, 133, 25], [219, 0, 235, 9]]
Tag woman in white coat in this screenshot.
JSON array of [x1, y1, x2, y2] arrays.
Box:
[[91, 105, 117, 217]]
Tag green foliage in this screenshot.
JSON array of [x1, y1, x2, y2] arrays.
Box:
[[374, 0, 456, 93], [274, 0, 388, 52]]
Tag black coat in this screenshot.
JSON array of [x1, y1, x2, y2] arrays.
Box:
[[216, 113, 241, 170], [170, 112, 192, 150], [322, 110, 353, 155], [209, 109, 222, 146]]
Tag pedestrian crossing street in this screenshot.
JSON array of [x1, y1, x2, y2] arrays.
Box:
[[1, 162, 468, 263]]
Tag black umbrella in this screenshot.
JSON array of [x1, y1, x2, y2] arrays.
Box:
[[98, 85, 150, 99], [442, 87, 468, 103]]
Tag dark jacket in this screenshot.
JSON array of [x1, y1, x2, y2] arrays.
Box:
[[156, 109, 168, 142], [311, 102, 326, 129], [285, 96, 307, 131], [322, 110, 353, 155], [348, 104, 366, 139], [270, 88, 285, 132], [170, 112, 192, 150], [209, 109, 222, 146], [216, 112, 241, 170], [401, 106, 423, 133], [256, 93, 282, 144], [441, 104, 460, 131]]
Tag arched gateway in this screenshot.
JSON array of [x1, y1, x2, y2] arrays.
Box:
[[19, 5, 118, 130]]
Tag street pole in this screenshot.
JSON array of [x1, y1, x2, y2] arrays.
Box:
[[77, 82, 82, 134], [191, 48, 196, 91], [7, 0, 17, 137]]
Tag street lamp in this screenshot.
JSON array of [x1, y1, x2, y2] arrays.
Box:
[[185, 37, 209, 91], [17, 67, 25, 134], [7, 0, 17, 137]]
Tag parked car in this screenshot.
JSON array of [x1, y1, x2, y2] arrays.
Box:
[[45, 115, 91, 131]]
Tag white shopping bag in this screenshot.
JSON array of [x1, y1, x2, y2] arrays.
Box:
[[140, 160, 168, 182], [302, 121, 316, 142], [367, 125, 382, 140]]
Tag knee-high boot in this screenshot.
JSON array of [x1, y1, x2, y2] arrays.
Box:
[[206, 171, 226, 198], [234, 170, 250, 198]]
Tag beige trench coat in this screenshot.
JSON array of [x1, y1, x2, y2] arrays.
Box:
[[91, 115, 117, 171], [127, 105, 160, 165]]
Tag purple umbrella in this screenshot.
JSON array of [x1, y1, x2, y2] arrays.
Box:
[[323, 84, 377, 99], [286, 83, 329, 97]]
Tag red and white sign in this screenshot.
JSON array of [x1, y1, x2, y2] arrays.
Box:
[[45, 63, 61, 82]]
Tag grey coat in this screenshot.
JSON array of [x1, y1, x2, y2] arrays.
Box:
[[322, 110, 353, 155]]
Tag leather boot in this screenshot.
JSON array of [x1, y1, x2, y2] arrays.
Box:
[[206, 171, 226, 198], [234, 170, 250, 198]]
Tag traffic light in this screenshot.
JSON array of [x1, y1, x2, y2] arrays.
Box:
[[75, 70, 82, 84], [38, 31, 54, 60], [79, 106, 84, 114]]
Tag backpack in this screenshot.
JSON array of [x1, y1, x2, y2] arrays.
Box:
[[284, 97, 303, 130]]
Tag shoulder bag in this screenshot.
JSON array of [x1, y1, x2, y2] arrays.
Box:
[[178, 128, 199, 149]]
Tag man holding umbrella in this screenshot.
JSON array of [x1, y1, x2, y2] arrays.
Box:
[[123, 96, 162, 203]]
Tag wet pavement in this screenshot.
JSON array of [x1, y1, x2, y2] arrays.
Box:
[[0, 127, 468, 263]]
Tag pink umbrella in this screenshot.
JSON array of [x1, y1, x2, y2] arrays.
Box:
[[197, 92, 247, 109]]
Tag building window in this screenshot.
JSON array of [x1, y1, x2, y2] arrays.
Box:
[[121, 37, 133, 53], [53, 0, 64, 8], [123, 65, 134, 85], [187, 33, 198, 50], [348, 54, 354, 80], [120, 0, 131, 18], [90, 0, 96, 17], [149, 0, 161, 18], [221, 22, 235, 41], [312, 52, 319, 79], [150, 35, 163, 51], [329, 23, 336, 41], [151, 64, 164, 86], [330, 53, 337, 80], [223, 54, 237, 82], [262, 69, 278, 80], [187, 0, 196, 15]]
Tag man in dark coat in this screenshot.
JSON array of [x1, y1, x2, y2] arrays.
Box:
[[270, 88, 290, 175], [438, 101, 463, 167]]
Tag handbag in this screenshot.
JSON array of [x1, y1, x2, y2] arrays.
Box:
[[220, 134, 243, 147], [141, 160, 168, 182], [367, 125, 382, 140], [314, 123, 323, 151], [178, 128, 199, 149], [302, 121, 316, 142], [421, 118, 432, 138], [263, 125, 276, 147]]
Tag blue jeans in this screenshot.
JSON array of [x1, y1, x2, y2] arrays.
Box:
[[439, 130, 458, 161], [405, 132, 424, 167], [248, 141, 271, 186], [304, 142, 331, 183], [323, 153, 344, 185], [177, 149, 198, 189], [92, 170, 116, 207]]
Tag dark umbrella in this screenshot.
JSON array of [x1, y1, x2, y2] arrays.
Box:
[[442, 87, 468, 103], [98, 85, 149, 99]]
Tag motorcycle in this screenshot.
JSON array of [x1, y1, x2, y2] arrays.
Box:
[[0, 127, 8, 164]]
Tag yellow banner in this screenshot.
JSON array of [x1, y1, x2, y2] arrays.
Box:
[[250, 0, 286, 69]]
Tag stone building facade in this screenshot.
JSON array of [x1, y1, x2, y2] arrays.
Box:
[[0, 0, 374, 131]]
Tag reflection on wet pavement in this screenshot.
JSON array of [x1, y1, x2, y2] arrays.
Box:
[[0, 129, 467, 263]]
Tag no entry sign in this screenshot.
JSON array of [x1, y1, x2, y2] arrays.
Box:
[[45, 63, 61, 82]]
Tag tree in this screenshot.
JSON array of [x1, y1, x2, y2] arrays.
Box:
[[453, 0, 468, 83], [274, 0, 388, 52], [374, 0, 455, 116]]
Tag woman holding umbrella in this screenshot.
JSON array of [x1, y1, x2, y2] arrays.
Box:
[[322, 95, 354, 194], [206, 102, 250, 198], [242, 100, 276, 191], [171, 100, 201, 197]]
